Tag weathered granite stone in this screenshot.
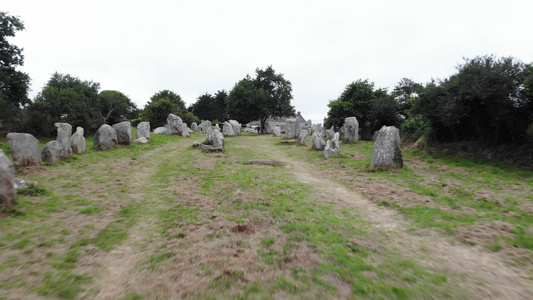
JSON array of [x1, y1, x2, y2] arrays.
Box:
[[344, 117, 359, 143], [229, 120, 241, 135], [298, 130, 309, 146], [223, 122, 236, 136], [0, 150, 16, 207], [273, 126, 282, 137], [70, 127, 86, 154], [7, 133, 42, 166], [372, 130, 379, 141], [371, 126, 403, 168], [264, 122, 272, 134], [133, 137, 149, 144], [112, 121, 133, 145], [41, 141, 62, 163], [312, 132, 326, 151], [154, 127, 169, 135], [214, 124, 221, 132], [285, 118, 300, 139], [54, 122, 73, 157], [325, 129, 335, 139], [212, 130, 225, 150], [0, 150, 15, 178], [166, 113, 183, 135], [205, 126, 215, 145], [137, 121, 150, 140], [191, 122, 198, 132], [93, 124, 117, 151], [182, 126, 192, 137], [198, 120, 211, 133], [323, 132, 340, 158]]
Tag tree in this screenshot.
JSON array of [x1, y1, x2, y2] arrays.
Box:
[[26, 73, 101, 137], [0, 11, 30, 133], [415, 55, 531, 144], [392, 78, 424, 119], [189, 90, 227, 122], [142, 90, 187, 128], [325, 79, 396, 140], [226, 66, 294, 133], [97, 90, 137, 125]]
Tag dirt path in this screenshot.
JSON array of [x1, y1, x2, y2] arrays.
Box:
[[269, 147, 533, 299]]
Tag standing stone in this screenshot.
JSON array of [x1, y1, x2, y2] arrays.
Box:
[[323, 132, 340, 158], [213, 130, 225, 150], [198, 120, 211, 133], [166, 114, 183, 135], [182, 125, 192, 137], [223, 122, 236, 136], [273, 127, 282, 137], [54, 122, 73, 157], [6, 133, 42, 166], [112, 122, 133, 145], [229, 120, 241, 135], [133, 137, 149, 144], [371, 126, 403, 168], [325, 129, 335, 139], [344, 117, 359, 143], [70, 127, 86, 154], [154, 127, 169, 135], [41, 141, 62, 163], [264, 122, 272, 134], [0, 150, 15, 178], [285, 118, 300, 139], [191, 122, 198, 132], [298, 130, 309, 146], [206, 126, 215, 145], [312, 132, 326, 150], [93, 124, 117, 151], [137, 121, 150, 140], [0, 150, 16, 208], [214, 124, 221, 132]]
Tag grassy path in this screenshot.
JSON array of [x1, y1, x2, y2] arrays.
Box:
[[1, 133, 532, 299]]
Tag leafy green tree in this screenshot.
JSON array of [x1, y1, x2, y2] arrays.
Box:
[[415, 56, 531, 144], [0, 11, 30, 133], [325, 79, 395, 140], [97, 90, 137, 125], [226, 66, 294, 133], [392, 78, 423, 119], [143, 90, 186, 128], [189, 90, 227, 122], [26, 73, 100, 137]]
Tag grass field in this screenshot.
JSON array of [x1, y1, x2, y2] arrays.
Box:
[[0, 132, 532, 299]]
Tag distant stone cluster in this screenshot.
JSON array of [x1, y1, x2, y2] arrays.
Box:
[[276, 116, 403, 167], [1, 114, 402, 209]]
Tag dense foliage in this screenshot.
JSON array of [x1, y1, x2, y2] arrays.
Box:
[[26, 73, 101, 136], [142, 90, 187, 128], [415, 56, 533, 145], [189, 90, 227, 122], [97, 90, 138, 125], [226, 66, 295, 133], [325, 80, 398, 140], [325, 56, 533, 146], [0, 11, 30, 133]]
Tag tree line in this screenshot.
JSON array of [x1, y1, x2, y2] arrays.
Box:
[[2, 11, 532, 148], [325, 56, 533, 146]]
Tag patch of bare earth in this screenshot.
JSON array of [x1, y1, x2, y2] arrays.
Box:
[[280, 153, 533, 299]]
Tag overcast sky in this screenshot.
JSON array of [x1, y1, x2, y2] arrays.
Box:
[[5, 0, 533, 124]]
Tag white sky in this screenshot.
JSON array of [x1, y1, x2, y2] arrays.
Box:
[[5, 0, 533, 124]]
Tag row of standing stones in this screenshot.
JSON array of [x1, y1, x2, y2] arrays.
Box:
[[275, 116, 403, 168], [1, 114, 401, 208], [0, 113, 239, 207]]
